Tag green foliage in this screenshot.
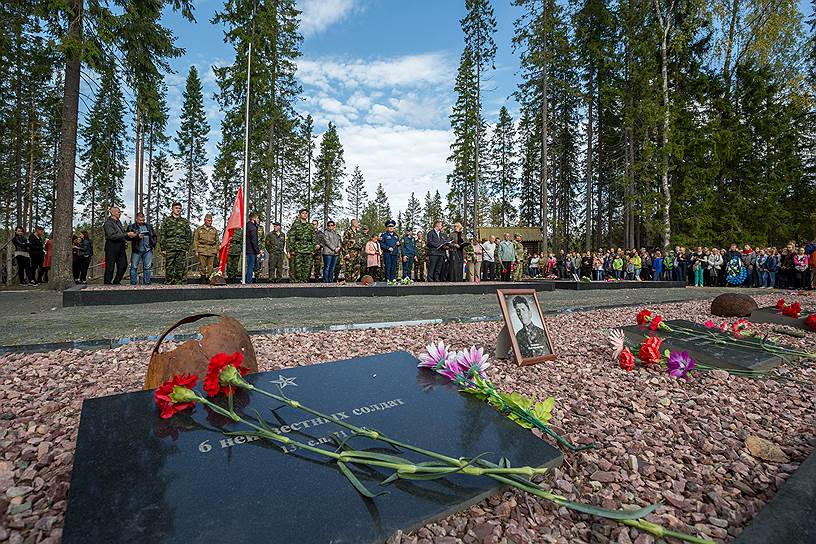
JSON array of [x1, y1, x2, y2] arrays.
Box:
[[174, 66, 210, 223], [312, 122, 345, 225], [345, 165, 367, 219]]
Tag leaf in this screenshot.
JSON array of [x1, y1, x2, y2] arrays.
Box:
[[379, 472, 401, 486], [337, 462, 389, 498], [506, 412, 534, 429], [554, 498, 659, 520], [508, 392, 534, 411], [398, 452, 491, 481], [532, 397, 555, 425], [498, 456, 511, 469]]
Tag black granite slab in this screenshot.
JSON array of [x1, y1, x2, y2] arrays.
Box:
[[622, 319, 788, 371], [63, 351, 562, 544], [734, 450, 816, 544], [749, 306, 812, 331], [62, 281, 555, 307], [537, 280, 686, 290]]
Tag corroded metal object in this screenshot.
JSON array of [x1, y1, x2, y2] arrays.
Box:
[[144, 313, 258, 390]]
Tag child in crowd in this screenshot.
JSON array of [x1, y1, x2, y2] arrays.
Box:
[[365, 234, 381, 278], [529, 254, 540, 278]]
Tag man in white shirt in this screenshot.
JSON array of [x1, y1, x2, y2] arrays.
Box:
[[482, 236, 496, 281]]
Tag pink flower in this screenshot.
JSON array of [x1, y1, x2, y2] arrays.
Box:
[[438, 355, 467, 381], [418, 340, 451, 370], [703, 320, 715, 329], [719, 322, 728, 333], [457, 346, 490, 378]]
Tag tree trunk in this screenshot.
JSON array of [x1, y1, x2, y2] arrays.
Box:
[[540, 71, 549, 254], [146, 130, 153, 222], [659, 24, 671, 249], [134, 108, 141, 216], [49, 0, 82, 291], [584, 71, 594, 251], [187, 136, 193, 223], [26, 101, 36, 231], [14, 43, 23, 229], [138, 118, 145, 213]]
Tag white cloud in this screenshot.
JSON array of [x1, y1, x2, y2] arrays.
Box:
[[340, 124, 452, 217], [297, 52, 453, 91], [298, 0, 357, 37]]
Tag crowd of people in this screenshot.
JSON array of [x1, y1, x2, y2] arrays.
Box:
[[10, 206, 816, 291], [522, 243, 816, 290]]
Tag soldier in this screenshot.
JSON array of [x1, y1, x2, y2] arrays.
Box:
[[400, 228, 417, 280], [310, 219, 322, 282], [341, 218, 364, 282], [380, 220, 400, 282], [227, 228, 242, 280], [512, 295, 551, 358], [265, 222, 286, 281], [161, 202, 192, 284], [288, 209, 318, 282], [415, 232, 427, 281], [512, 233, 526, 282], [193, 213, 220, 282]]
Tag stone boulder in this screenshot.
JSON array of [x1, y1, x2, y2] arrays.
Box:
[[711, 293, 758, 317]]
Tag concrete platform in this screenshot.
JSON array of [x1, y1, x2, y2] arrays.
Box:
[[62, 281, 556, 307], [537, 279, 687, 290], [735, 449, 816, 544]]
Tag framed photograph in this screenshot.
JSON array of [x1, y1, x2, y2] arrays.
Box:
[[496, 289, 556, 365]]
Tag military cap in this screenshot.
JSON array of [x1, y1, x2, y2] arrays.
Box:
[[386, 219, 396, 227], [273, 221, 281, 226], [298, 208, 308, 214]]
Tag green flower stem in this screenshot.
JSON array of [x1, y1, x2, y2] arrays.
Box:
[[221, 379, 708, 543], [622, 519, 715, 544], [654, 322, 815, 360], [197, 395, 547, 479]]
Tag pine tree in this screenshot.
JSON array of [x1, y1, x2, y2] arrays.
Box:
[[403, 192, 422, 231], [213, 0, 303, 234], [423, 190, 444, 231], [78, 65, 127, 232], [174, 65, 210, 223], [517, 107, 541, 227], [149, 152, 174, 227], [361, 201, 378, 233], [346, 165, 367, 219], [460, 0, 497, 231], [373, 183, 392, 227], [447, 47, 479, 229], [312, 122, 345, 225], [486, 106, 518, 226]]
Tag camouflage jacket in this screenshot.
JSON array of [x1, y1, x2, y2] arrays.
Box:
[[193, 225, 220, 256], [342, 227, 364, 252], [161, 215, 192, 252], [512, 240, 526, 262], [288, 219, 316, 254], [265, 231, 286, 255]]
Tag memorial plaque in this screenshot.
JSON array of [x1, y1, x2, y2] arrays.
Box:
[[622, 319, 789, 371], [63, 351, 562, 544], [749, 307, 811, 331]]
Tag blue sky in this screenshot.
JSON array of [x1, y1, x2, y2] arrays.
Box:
[[115, 0, 526, 225]]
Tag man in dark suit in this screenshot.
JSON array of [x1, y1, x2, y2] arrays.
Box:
[[426, 220, 448, 282], [512, 295, 549, 358]]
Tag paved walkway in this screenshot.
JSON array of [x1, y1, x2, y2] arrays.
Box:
[[0, 285, 772, 347]]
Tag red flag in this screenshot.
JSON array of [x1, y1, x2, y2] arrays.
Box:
[[218, 186, 245, 275]]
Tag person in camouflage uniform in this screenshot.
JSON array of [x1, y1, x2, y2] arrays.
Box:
[[310, 219, 322, 282], [161, 202, 192, 284], [193, 213, 220, 282], [512, 233, 526, 282], [265, 222, 286, 280], [464, 233, 476, 282], [226, 228, 243, 280], [288, 209, 318, 282], [341, 218, 364, 282]]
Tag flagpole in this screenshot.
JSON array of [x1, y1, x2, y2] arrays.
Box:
[[241, 40, 252, 285]]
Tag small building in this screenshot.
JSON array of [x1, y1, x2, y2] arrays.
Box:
[[477, 226, 543, 256]]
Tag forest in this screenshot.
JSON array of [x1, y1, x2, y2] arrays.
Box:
[[0, 0, 814, 289]]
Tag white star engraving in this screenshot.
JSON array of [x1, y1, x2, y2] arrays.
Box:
[[269, 375, 298, 389]]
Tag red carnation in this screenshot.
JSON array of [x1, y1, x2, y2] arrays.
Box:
[[805, 314, 816, 332], [649, 315, 663, 331], [775, 298, 786, 311], [204, 351, 250, 397], [782, 302, 802, 318], [154, 374, 198, 419], [636, 309, 652, 326], [638, 336, 663, 367], [618, 348, 635, 371]]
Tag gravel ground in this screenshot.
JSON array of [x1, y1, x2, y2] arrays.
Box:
[[1, 293, 814, 544]]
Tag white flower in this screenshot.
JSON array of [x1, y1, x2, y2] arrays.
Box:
[[607, 329, 625, 361]]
